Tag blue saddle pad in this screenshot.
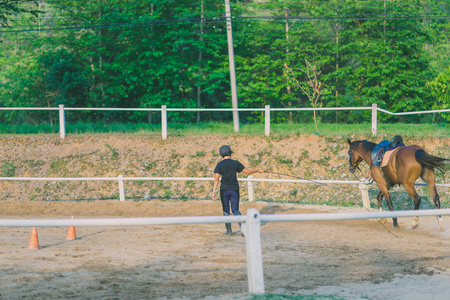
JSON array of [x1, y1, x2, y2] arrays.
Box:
[[371, 140, 390, 167]]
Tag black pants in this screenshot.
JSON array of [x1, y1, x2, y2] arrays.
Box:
[[220, 188, 240, 215]]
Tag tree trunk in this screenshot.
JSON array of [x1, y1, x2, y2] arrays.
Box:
[[313, 110, 318, 133], [197, 1, 204, 124], [335, 0, 340, 123], [285, 7, 293, 121]]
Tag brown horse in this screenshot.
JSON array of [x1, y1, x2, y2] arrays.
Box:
[[347, 139, 449, 230]]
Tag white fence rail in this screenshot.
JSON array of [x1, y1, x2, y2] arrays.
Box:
[[1, 208, 450, 294], [1, 104, 449, 139], [1, 176, 449, 208]]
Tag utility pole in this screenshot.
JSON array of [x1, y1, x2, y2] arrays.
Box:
[[224, 0, 239, 132]]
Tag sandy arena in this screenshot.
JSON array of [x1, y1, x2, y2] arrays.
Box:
[[1, 200, 450, 299]]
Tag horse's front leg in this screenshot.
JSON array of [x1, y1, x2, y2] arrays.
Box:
[[382, 191, 398, 228], [372, 169, 399, 228]]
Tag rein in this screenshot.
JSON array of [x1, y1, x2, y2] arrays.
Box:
[[351, 166, 374, 185], [266, 169, 401, 238], [264, 171, 339, 190]]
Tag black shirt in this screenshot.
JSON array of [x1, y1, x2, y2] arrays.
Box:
[[214, 159, 245, 190]]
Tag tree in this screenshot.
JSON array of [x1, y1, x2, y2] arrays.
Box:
[[1, 0, 449, 126], [286, 60, 333, 132], [335, 0, 434, 121], [39, 48, 90, 107], [427, 66, 450, 121], [0, 0, 38, 27]]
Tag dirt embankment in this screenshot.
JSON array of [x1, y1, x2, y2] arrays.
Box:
[[0, 134, 450, 299], [0, 134, 449, 205]]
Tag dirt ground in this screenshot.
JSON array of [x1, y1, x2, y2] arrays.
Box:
[[1, 200, 450, 300]]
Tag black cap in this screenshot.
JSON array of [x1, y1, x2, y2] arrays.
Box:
[[219, 145, 233, 157], [392, 135, 403, 143]]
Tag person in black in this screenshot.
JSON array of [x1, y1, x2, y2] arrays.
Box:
[[388, 135, 405, 150], [212, 145, 264, 235]]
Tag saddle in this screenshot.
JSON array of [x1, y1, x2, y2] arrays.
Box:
[[371, 142, 405, 167], [380, 146, 404, 168], [370, 140, 390, 167]]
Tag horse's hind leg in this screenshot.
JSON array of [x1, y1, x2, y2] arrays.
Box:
[[376, 191, 387, 224], [421, 168, 444, 231], [403, 184, 421, 229], [385, 194, 399, 228]]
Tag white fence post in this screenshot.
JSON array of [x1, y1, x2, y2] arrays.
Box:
[[118, 175, 125, 201], [371, 103, 377, 136], [265, 105, 270, 136], [59, 104, 66, 139], [244, 208, 265, 294], [359, 183, 370, 209], [161, 105, 167, 140], [247, 175, 255, 202]]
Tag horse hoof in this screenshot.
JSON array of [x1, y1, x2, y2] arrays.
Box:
[[412, 216, 419, 229], [438, 218, 444, 232], [393, 223, 400, 229]]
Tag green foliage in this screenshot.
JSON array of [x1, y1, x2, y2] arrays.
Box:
[[0, 121, 448, 137], [0, 161, 16, 177], [39, 48, 90, 107], [105, 144, 119, 156], [0, 0, 38, 27], [427, 66, 450, 121], [142, 160, 157, 171], [193, 151, 206, 157], [0, 0, 449, 126]]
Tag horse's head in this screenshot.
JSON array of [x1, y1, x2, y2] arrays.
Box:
[[347, 139, 364, 174]]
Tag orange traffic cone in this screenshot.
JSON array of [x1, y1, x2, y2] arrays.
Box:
[[66, 216, 76, 240], [66, 226, 77, 240], [28, 226, 39, 249]]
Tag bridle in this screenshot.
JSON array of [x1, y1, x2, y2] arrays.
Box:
[[348, 146, 366, 181], [348, 147, 362, 173]]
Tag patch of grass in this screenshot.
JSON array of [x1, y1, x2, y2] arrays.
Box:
[[142, 160, 157, 171], [247, 154, 262, 168], [49, 158, 69, 175], [275, 155, 294, 166], [185, 180, 195, 188], [105, 144, 119, 156], [313, 156, 330, 166], [300, 150, 309, 160], [0, 121, 448, 137], [190, 151, 206, 157], [170, 129, 184, 137], [170, 151, 182, 159], [162, 190, 173, 199], [0, 161, 16, 177]]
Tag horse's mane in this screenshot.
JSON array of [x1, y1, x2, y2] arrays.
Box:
[[352, 140, 377, 152]]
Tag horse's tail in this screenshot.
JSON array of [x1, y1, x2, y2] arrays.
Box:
[[415, 150, 449, 172]]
